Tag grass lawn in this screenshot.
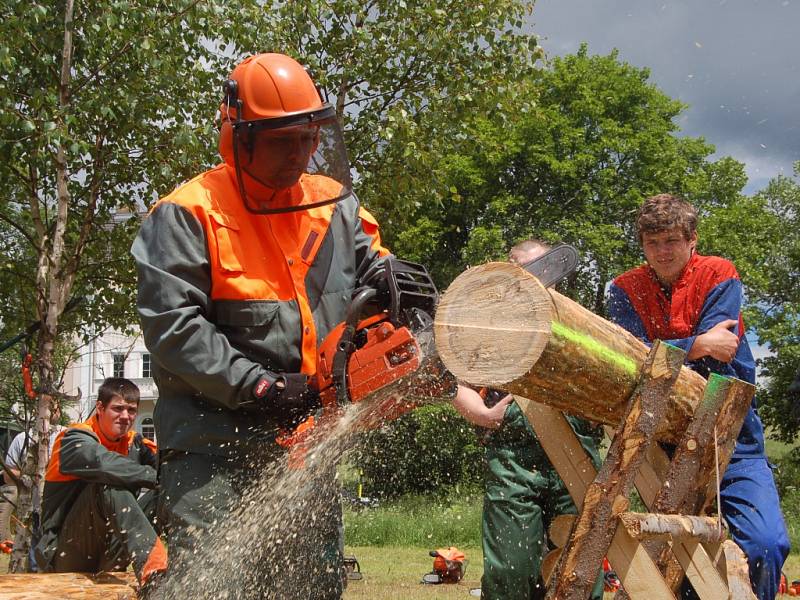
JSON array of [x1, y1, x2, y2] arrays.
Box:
[[342, 545, 800, 599], [343, 545, 482, 600]]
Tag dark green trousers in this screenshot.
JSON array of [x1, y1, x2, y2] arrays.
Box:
[[47, 483, 161, 580], [481, 402, 604, 600], [157, 446, 344, 600]]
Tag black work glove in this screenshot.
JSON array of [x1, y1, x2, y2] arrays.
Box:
[[359, 257, 392, 295], [253, 373, 321, 429]]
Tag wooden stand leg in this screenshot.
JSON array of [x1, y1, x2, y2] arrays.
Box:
[[542, 341, 685, 600]]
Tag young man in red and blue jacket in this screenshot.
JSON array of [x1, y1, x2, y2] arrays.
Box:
[[608, 193, 789, 600]]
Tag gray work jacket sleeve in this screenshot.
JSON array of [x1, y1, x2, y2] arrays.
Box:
[[58, 428, 157, 491], [131, 202, 268, 411]]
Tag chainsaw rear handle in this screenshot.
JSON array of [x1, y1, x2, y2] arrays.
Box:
[[331, 287, 377, 405]]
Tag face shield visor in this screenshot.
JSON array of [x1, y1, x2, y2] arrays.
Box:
[[230, 105, 353, 214]]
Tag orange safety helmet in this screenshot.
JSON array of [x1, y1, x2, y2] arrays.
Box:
[[218, 53, 353, 214]]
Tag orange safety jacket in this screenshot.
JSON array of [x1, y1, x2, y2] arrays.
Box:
[[36, 415, 160, 572], [132, 164, 389, 456]]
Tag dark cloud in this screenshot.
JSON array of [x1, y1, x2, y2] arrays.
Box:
[[529, 0, 800, 192]]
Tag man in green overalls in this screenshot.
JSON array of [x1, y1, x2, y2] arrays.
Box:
[[453, 239, 604, 600]]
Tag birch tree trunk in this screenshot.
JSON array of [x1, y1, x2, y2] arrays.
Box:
[[10, 0, 75, 573]]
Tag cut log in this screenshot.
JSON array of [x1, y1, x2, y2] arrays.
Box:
[[434, 262, 712, 444], [0, 572, 137, 599], [548, 514, 576, 549], [722, 540, 758, 600], [619, 513, 727, 543], [541, 549, 562, 584]]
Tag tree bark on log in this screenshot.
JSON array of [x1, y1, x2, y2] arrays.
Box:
[[619, 513, 727, 543], [434, 262, 712, 444], [652, 374, 754, 517], [0, 572, 136, 599], [545, 341, 685, 600]]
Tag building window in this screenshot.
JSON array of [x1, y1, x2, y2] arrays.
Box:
[[112, 353, 125, 378], [142, 353, 152, 379], [141, 417, 156, 442]]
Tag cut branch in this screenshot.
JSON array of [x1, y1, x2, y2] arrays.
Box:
[[618, 512, 727, 543]]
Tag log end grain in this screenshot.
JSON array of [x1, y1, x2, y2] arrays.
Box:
[[434, 262, 554, 386]]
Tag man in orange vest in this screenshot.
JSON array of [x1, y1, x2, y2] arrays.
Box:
[[34, 378, 165, 594], [132, 53, 396, 598]]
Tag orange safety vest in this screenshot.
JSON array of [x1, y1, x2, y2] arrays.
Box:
[[156, 164, 387, 375]]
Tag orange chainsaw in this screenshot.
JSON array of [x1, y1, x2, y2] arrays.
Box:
[[314, 259, 448, 420], [276, 260, 449, 463]]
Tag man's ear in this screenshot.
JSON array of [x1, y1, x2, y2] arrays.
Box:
[[95, 400, 104, 414], [689, 231, 698, 253]]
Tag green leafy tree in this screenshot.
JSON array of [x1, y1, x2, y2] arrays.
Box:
[[374, 45, 749, 309], [700, 164, 800, 441], [0, 0, 247, 570], [253, 0, 541, 213]]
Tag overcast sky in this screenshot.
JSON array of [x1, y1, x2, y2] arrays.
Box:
[[529, 0, 800, 194]]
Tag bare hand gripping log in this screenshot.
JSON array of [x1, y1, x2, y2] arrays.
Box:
[[433, 261, 710, 444]]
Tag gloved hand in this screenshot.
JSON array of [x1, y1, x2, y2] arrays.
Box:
[[359, 257, 393, 295], [253, 373, 321, 429]]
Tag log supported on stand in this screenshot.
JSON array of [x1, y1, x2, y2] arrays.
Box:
[[435, 262, 758, 600], [434, 262, 709, 443]]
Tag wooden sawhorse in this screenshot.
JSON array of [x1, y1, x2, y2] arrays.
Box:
[[516, 340, 757, 600]]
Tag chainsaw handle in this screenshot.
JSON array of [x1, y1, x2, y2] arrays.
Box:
[[332, 288, 378, 405], [345, 288, 377, 328]]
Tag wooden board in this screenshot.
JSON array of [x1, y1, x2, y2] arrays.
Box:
[[0, 572, 137, 599]]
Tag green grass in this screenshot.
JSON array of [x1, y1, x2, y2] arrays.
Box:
[[343, 545, 482, 600], [344, 491, 483, 548], [765, 430, 799, 463]]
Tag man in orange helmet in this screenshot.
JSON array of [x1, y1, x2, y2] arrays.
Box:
[[132, 53, 395, 598]]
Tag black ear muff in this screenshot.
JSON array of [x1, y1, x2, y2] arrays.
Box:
[[222, 79, 241, 125], [223, 79, 238, 105]]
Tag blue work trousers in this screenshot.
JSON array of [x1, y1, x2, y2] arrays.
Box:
[[720, 457, 790, 600]]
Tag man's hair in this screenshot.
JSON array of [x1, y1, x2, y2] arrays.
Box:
[[636, 194, 698, 242], [509, 239, 549, 262], [97, 377, 140, 407]]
